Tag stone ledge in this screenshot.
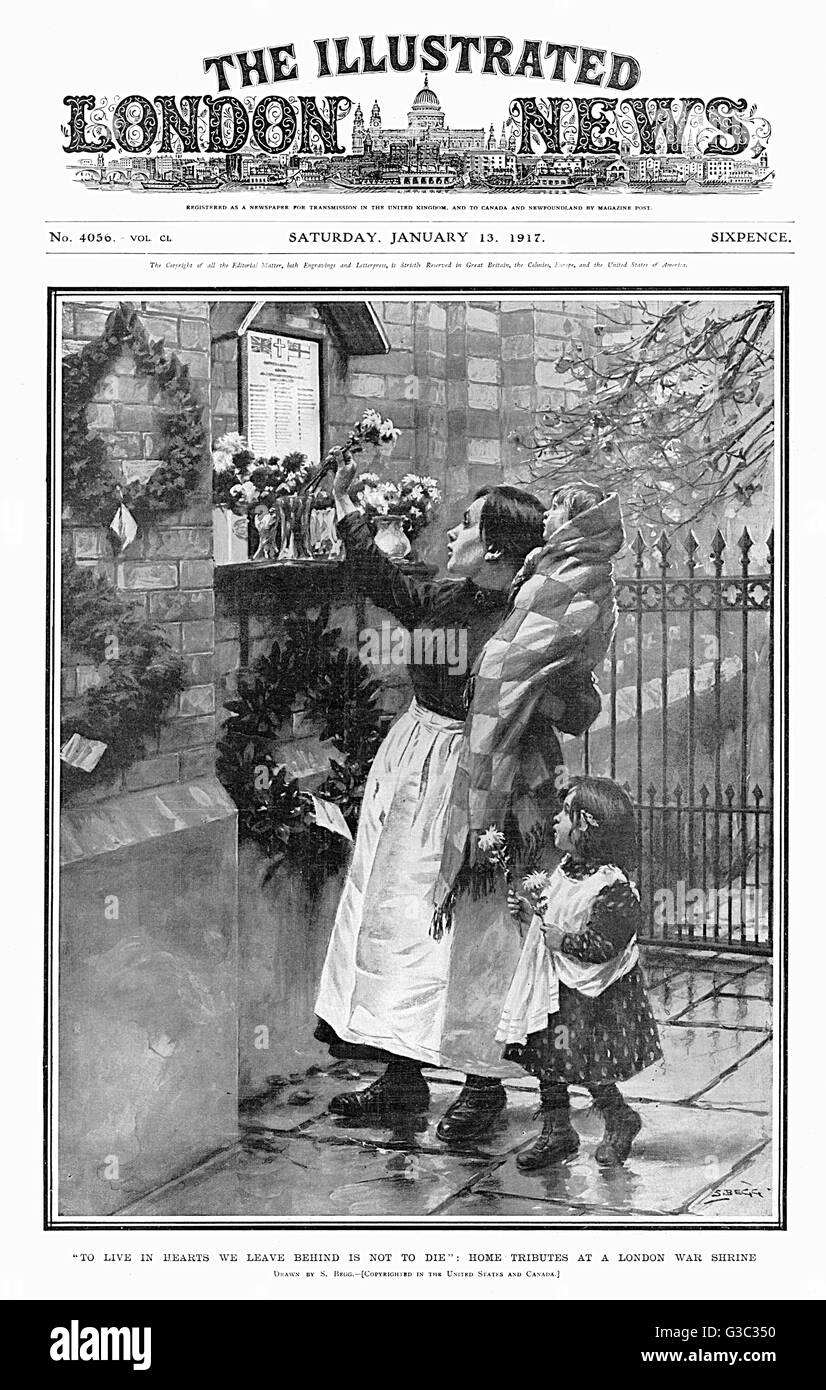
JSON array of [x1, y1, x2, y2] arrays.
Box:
[[60, 775, 237, 867]]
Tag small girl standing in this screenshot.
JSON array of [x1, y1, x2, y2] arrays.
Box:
[[501, 776, 662, 1170]]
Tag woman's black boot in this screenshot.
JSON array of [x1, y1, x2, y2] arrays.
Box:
[[329, 1058, 429, 1120], [435, 1075, 507, 1143]]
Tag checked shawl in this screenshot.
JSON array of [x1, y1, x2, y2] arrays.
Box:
[[432, 493, 625, 934]]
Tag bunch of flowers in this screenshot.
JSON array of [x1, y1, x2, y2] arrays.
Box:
[[397, 473, 441, 539], [212, 435, 320, 511], [352, 470, 441, 541], [352, 407, 401, 448]]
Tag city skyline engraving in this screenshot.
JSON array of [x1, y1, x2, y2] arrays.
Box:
[[67, 82, 773, 195]]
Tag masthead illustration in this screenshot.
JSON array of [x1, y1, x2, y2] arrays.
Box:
[[65, 81, 772, 194]]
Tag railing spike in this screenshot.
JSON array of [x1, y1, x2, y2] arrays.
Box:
[[738, 525, 754, 556], [631, 529, 646, 557], [753, 783, 764, 803], [710, 528, 726, 560]]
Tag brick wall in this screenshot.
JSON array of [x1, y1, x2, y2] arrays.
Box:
[[62, 298, 216, 801]]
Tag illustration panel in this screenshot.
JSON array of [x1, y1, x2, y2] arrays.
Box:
[[47, 289, 785, 1228]]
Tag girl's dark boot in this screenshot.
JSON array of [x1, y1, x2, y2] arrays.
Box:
[[516, 1080, 580, 1171], [592, 1084, 642, 1166]]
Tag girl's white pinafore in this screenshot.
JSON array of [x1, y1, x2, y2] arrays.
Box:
[[496, 863, 638, 1046]]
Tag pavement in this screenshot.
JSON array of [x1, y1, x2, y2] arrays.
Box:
[[122, 949, 775, 1224]]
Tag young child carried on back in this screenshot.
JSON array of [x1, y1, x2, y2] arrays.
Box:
[[501, 776, 662, 1171]]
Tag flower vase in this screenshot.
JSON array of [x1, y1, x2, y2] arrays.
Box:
[[251, 505, 281, 560], [276, 494, 312, 561], [309, 506, 342, 559], [212, 507, 252, 565], [373, 514, 411, 563]]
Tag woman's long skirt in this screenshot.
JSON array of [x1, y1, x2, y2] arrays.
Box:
[[314, 698, 525, 1075]]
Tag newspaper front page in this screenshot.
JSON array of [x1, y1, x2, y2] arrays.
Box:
[[2, 0, 821, 1322]]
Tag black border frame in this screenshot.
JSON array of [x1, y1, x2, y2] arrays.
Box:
[[45, 285, 789, 1232]]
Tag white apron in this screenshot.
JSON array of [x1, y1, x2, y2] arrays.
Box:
[[496, 863, 640, 1046], [315, 698, 467, 1066]]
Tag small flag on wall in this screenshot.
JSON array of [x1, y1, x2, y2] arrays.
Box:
[[109, 503, 138, 552], [60, 733, 108, 772]]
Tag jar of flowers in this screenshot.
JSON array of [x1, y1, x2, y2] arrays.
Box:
[[212, 434, 319, 561], [352, 471, 442, 561]]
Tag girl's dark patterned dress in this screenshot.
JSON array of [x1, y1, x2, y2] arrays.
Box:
[[504, 859, 663, 1085]]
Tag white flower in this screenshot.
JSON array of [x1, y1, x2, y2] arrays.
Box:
[[214, 432, 248, 456], [523, 870, 551, 894], [360, 486, 390, 514], [359, 408, 383, 433], [231, 480, 259, 505], [358, 472, 380, 487], [478, 825, 506, 855], [212, 450, 235, 475]]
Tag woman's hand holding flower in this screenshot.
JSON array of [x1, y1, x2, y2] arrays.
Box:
[[331, 450, 358, 501]]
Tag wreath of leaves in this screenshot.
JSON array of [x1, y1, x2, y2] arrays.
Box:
[[62, 300, 207, 530], [60, 549, 185, 797], [61, 301, 203, 795], [216, 608, 393, 885]]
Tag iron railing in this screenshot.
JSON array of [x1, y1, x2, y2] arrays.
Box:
[[579, 526, 774, 954]]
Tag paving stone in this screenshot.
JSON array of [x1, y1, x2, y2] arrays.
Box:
[[686, 1144, 773, 1221], [470, 1101, 769, 1218], [649, 971, 723, 1021], [675, 995, 772, 1032], [126, 1136, 489, 1219], [717, 965, 773, 1001], [239, 1063, 384, 1133], [694, 1041, 772, 1112], [442, 1189, 678, 1222], [625, 1025, 767, 1102]]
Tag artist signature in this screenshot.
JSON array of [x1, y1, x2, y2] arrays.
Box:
[[703, 1183, 766, 1206]]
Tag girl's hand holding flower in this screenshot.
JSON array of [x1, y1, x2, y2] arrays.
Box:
[[541, 921, 566, 951], [507, 890, 532, 926]]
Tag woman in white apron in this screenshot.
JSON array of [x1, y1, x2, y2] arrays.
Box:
[[314, 460, 546, 1127]]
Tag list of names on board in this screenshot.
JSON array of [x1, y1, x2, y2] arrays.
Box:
[[243, 331, 321, 461]]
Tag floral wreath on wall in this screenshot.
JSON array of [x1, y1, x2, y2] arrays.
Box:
[[216, 608, 394, 885], [60, 302, 205, 794]]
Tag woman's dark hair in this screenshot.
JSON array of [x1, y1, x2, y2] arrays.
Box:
[[565, 776, 638, 874], [551, 480, 606, 523], [474, 485, 545, 565]]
